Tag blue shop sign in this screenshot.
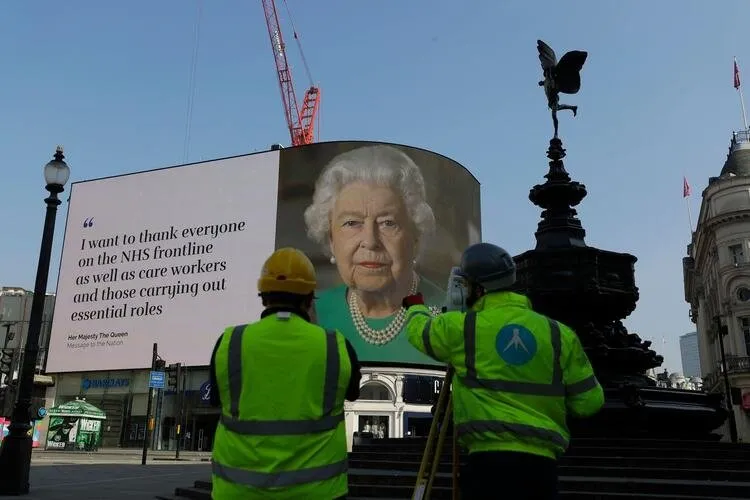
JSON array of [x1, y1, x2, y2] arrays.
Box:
[[199, 381, 212, 402], [81, 377, 130, 390]]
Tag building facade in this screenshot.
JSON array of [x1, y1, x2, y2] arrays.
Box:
[[52, 367, 218, 450], [50, 364, 443, 451], [0, 287, 56, 382], [684, 130, 750, 442], [680, 331, 701, 378], [0, 287, 57, 446], [345, 366, 444, 449]]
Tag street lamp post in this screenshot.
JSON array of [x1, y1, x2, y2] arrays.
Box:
[[0, 147, 70, 496]]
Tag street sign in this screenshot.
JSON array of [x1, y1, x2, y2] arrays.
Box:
[[149, 370, 166, 389]]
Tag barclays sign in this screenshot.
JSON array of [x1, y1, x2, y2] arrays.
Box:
[[81, 377, 130, 391]]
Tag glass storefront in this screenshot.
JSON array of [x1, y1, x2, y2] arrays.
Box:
[[358, 415, 389, 439], [161, 382, 220, 452], [52, 368, 219, 449], [403, 412, 433, 438], [53, 371, 137, 448], [53, 366, 445, 449]]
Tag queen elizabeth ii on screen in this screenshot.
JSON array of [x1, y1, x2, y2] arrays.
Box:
[[304, 144, 444, 365]]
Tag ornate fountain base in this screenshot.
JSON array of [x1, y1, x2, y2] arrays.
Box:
[[568, 387, 727, 440], [509, 137, 729, 439]]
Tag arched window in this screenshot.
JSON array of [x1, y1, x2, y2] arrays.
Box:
[[359, 381, 393, 401]]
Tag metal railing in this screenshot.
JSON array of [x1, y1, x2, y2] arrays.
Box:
[[731, 129, 750, 150], [702, 355, 750, 391], [727, 355, 750, 371]]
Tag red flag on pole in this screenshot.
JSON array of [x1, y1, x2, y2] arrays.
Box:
[[735, 59, 741, 89], [683, 176, 691, 198]]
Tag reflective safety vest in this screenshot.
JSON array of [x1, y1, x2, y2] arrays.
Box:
[[405, 291, 604, 459], [211, 312, 352, 499]]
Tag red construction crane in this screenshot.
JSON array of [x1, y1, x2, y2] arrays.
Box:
[[261, 0, 320, 146]]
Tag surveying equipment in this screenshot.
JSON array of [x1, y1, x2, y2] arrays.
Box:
[[444, 266, 469, 313], [412, 267, 468, 500]]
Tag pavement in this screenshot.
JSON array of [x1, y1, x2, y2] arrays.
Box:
[[15, 448, 212, 499], [32, 447, 212, 464]]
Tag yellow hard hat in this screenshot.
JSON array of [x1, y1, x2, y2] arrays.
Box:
[[257, 247, 317, 295]]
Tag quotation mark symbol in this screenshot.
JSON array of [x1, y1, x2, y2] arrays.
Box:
[[83, 217, 95, 228]]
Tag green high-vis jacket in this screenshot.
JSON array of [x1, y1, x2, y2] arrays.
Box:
[[212, 312, 352, 499], [406, 291, 604, 459]]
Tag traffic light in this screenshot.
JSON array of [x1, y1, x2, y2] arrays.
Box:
[[0, 349, 14, 380], [0, 386, 14, 418], [167, 362, 181, 391], [154, 359, 166, 371]]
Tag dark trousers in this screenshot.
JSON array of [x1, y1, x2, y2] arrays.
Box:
[[460, 451, 559, 500]]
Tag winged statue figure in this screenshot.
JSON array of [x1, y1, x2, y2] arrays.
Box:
[[537, 39, 588, 138]]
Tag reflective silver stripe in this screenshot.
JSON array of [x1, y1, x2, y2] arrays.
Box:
[[322, 329, 339, 415], [221, 413, 344, 435], [212, 457, 348, 488], [228, 324, 248, 419], [549, 319, 563, 385], [222, 326, 342, 435], [566, 374, 599, 396], [464, 312, 478, 380], [461, 377, 564, 396], [421, 319, 438, 359], [459, 315, 564, 396], [456, 420, 569, 449]]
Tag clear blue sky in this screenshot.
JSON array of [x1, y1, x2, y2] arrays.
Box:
[[1, 0, 746, 373]]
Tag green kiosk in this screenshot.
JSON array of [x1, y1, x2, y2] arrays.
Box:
[[45, 398, 106, 451]]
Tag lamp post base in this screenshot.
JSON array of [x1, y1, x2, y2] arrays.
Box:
[[0, 434, 33, 495]]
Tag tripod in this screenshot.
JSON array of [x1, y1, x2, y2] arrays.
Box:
[[412, 366, 460, 500], [413, 265, 467, 500]]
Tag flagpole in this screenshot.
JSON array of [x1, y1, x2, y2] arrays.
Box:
[[683, 175, 693, 236], [735, 57, 749, 132]]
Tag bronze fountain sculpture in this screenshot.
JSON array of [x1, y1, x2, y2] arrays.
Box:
[[510, 39, 727, 438]]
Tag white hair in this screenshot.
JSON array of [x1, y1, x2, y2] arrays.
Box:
[[304, 144, 436, 256]]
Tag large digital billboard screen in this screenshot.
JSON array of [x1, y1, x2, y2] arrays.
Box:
[[46, 141, 481, 372]]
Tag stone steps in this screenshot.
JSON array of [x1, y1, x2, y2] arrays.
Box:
[[155, 478, 750, 500], [367, 437, 733, 450], [352, 443, 750, 460], [347, 469, 750, 498], [155, 437, 750, 499], [350, 453, 750, 472], [349, 459, 750, 481]]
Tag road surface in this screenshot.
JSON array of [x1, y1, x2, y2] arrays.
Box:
[[25, 450, 210, 499]]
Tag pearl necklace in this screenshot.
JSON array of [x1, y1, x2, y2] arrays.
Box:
[[348, 273, 442, 345]]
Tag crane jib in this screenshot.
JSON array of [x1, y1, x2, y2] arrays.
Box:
[[261, 0, 321, 146]]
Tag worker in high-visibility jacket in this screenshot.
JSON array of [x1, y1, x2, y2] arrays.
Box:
[[402, 242, 604, 500], [208, 247, 362, 500]]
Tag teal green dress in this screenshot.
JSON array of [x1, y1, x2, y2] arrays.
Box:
[[315, 276, 446, 366]]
